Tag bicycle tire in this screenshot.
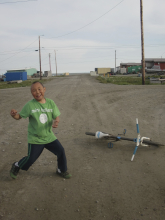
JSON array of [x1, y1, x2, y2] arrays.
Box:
[[85, 132, 95, 136], [142, 139, 163, 147], [115, 136, 162, 146], [116, 136, 162, 146]]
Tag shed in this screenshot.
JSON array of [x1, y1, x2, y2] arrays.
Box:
[[145, 58, 165, 70], [95, 68, 111, 75], [64, 72, 69, 76], [44, 71, 52, 77], [120, 63, 141, 72], [5, 72, 27, 81], [90, 71, 97, 76], [128, 66, 142, 74], [6, 68, 37, 76]]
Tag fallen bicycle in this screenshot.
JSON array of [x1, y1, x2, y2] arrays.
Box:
[[85, 118, 164, 161]]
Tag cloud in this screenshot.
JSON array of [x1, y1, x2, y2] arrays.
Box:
[[0, 0, 165, 74]]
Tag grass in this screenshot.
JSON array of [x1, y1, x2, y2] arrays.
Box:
[[0, 78, 54, 89], [52, 75, 66, 77], [147, 74, 165, 79], [96, 75, 165, 85]]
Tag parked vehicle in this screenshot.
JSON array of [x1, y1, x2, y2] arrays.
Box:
[[0, 75, 6, 81]]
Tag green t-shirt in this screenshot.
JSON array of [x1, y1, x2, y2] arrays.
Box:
[[19, 98, 60, 144]]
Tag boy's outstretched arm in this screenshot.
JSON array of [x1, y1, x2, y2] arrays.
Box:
[[10, 109, 22, 120], [52, 116, 60, 128]]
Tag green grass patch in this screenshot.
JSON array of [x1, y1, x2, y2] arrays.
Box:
[[147, 74, 165, 79], [97, 76, 151, 85], [52, 75, 65, 77], [0, 78, 54, 90]]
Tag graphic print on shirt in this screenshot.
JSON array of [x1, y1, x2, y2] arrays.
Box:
[[31, 108, 53, 124], [39, 113, 48, 124]]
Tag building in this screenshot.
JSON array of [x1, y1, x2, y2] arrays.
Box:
[[120, 63, 141, 72], [44, 71, 52, 77], [64, 72, 69, 76], [116, 66, 127, 74], [116, 66, 120, 72], [127, 66, 142, 74], [95, 68, 111, 75], [90, 71, 97, 76], [6, 68, 37, 76], [120, 59, 165, 73], [5, 72, 27, 81], [145, 58, 165, 70]]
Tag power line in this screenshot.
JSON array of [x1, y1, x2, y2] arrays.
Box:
[[1, 56, 141, 69], [0, 43, 164, 55], [3, 51, 36, 64], [0, 38, 38, 63], [0, 0, 37, 4], [48, 58, 115, 65], [34, 44, 165, 52], [46, 0, 124, 39]]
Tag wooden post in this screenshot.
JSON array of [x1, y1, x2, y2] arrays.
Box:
[[49, 53, 51, 73], [115, 50, 116, 73], [39, 36, 42, 80], [54, 50, 57, 77], [140, 0, 145, 85]]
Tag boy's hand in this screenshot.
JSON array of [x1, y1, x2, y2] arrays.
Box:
[[10, 109, 17, 117], [52, 116, 60, 128], [52, 121, 59, 128], [10, 109, 22, 120]]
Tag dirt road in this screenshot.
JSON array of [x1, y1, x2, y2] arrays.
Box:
[[0, 75, 165, 220]]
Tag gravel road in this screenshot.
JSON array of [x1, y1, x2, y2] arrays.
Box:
[[0, 74, 165, 220]]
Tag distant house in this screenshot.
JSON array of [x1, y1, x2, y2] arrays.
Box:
[[120, 63, 141, 72], [95, 68, 111, 75], [44, 71, 52, 77], [5, 71, 27, 81], [6, 68, 37, 76], [116, 66, 120, 72], [145, 58, 165, 70], [64, 72, 69, 76], [116, 66, 127, 74]]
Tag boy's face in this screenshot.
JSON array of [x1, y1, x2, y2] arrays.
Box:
[[31, 82, 46, 103]]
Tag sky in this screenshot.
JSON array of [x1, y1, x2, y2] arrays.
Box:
[[0, 0, 165, 74]]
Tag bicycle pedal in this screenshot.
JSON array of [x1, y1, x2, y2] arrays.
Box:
[[108, 142, 113, 148], [118, 129, 126, 136], [123, 129, 126, 135]]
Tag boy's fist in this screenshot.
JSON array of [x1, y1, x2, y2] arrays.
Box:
[[52, 117, 60, 128], [52, 121, 59, 128], [10, 109, 17, 116]]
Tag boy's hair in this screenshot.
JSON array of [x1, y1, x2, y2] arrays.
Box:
[[31, 81, 44, 88]]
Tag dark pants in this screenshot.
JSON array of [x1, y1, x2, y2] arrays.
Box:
[[18, 139, 67, 172]]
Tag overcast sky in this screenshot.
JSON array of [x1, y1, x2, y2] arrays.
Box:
[[0, 0, 165, 74]]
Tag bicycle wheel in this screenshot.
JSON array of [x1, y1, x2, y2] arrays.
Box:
[[85, 132, 95, 136], [142, 139, 163, 147]]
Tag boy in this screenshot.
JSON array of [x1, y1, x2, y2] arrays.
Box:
[[10, 81, 71, 179]]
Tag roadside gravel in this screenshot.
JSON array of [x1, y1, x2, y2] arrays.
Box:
[[0, 75, 165, 220]]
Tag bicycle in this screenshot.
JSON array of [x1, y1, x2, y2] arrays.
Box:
[[85, 118, 164, 161]]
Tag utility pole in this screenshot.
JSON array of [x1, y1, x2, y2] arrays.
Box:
[[49, 53, 52, 73], [54, 50, 57, 76], [140, 0, 145, 85], [39, 36, 42, 80], [115, 50, 116, 73]]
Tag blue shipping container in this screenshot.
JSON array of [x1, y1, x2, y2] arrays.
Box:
[[5, 72, 27, 81]]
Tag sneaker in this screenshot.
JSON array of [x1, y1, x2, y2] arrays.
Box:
[[56, 170, 72, 179], [10, 162, 20, 179]]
